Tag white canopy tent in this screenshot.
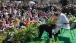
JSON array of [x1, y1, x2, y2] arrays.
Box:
[[29, 1, 35, 5]]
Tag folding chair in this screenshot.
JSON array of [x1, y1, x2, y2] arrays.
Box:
[[61, 21, 76, 39]]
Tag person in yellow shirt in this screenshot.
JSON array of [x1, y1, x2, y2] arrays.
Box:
[[17, 19, 21, 25], [10, 20, 15, 27]]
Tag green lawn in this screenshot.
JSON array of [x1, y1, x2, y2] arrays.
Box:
[[0, 33, 7, 43], [25, 28, 76, 43], [0, 28, 76, 43]]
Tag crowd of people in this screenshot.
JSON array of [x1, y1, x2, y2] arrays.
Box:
[[0, 1, 76, 31]]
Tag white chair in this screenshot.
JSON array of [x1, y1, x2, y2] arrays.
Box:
[[61, 21, 76, 39]]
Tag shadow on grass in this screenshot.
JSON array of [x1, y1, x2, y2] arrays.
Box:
[[54, 36, 71, 43], [25, 31, 71, 43], [33, 36, 71, 43]]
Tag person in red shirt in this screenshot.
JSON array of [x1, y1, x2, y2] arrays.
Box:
[[24, 18, 30, 26], [41, 10, 47, 17]]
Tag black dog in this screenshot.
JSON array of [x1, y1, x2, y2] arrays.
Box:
[[38, 24, 60, 38]]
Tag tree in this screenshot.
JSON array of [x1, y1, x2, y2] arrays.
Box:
[[24, 0, 30, 2], [41, 0, 44, 3], [1, 0, 6, 3]]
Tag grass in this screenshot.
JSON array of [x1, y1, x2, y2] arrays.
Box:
[[25, 28, 76, 43], [0, 28, 76, 43], [0, 33, 7, 43]]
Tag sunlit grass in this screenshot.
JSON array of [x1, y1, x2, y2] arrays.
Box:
[[0, 33, 7, 43]]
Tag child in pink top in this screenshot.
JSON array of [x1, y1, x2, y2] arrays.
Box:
[[2, 18, 13, 29]]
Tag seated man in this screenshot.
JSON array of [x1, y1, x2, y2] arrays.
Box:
[[53, 9, 70, 36]]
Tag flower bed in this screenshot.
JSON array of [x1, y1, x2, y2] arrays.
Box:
[[3, 22, 39, 43]]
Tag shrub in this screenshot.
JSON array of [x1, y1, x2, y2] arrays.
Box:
[[46, 17, 53, 25], [13, 22, 39, 43], [1, 0, 6, 3], [69, 17, 76, 23]]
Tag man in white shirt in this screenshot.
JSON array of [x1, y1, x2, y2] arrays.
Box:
[[53, 9, 70, 36]]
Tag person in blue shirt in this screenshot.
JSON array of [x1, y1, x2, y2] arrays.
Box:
[[0, 11, 3, 19]]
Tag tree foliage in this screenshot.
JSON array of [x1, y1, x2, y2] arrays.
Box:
[[1, 0, 6, 3], [24, 0, 30, 2]]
